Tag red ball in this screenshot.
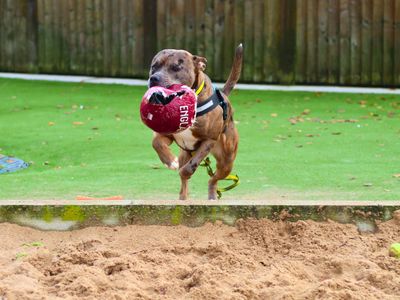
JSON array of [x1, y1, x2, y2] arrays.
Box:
[[140, 84, 197, 134]]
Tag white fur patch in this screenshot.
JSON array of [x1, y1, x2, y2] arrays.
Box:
[[173, 128, 199, 151], [166, 157, 179, 170]]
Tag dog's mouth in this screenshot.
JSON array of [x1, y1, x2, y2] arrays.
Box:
[[148, 90, 186, 105]]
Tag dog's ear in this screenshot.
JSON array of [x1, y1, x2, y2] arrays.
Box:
[[193, 55, 207, 72]]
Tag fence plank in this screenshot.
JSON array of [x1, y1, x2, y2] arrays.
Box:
[[60, 0, 69, 73], [253, 0, 264, 82], [84, 0, 94, 75], [383, 0, 394, 86], [52, 0, 62, 72], [306, 0, 318, 83], [318, 0, 329, 83], [143, 0, 157, 74], [184, 0, 196, 53], [119, 0, 128, 76], [133, 0, 144, 76], [25, 0, 37, 72], [110, 0, 120, 76], [328, 0, 339, 84], [233, 0, 244, 56], [279, 0, 296, 83], [264, 0, 279, 82], [204, 0, 214, 76], [242, 0, 253, 81], [360, 0, 372, 84], [93, 0, 103, 75], [371, 0, 383, 85], [67, 0, 76, 73], [340, 0, 351, 84], [102, 0, 111, 75], [4, 0, 15, 71], [350, 0, 361, 85], [37, 0, 45, 71], [295, 0, 307, 83], [0, 0, 5, 69], [174, 0, 185, 49], [213, 0, 225, 81], [195, 0, 206, 56], [395, 0, 400, 85], [223, 0, 235, 79], [14, 1, 26, 72], [156, 0, 167, 51]]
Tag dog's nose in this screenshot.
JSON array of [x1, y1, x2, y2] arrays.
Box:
[[149, 74, 161, 87]]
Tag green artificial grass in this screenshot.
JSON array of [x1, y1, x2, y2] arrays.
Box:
[[0, 78, 399, 200]]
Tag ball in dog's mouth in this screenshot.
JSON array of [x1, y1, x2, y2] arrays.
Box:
[[140, 84, 197, 134]]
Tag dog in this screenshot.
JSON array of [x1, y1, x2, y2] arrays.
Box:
[[148, 44, 243, 200]]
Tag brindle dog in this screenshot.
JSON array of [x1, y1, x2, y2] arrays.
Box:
[[148, 44, 243, 200]]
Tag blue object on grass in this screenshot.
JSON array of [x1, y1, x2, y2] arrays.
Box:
[[0, 154, 29, 174]]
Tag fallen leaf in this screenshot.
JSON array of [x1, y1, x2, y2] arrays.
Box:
[[15, 253, 27, 260], [73, 121, 84, 125], [359, 100, 367, 105], [363, 183, 373, 187], [22, 241, 44, 247], [48, 122, 55, 126], [393, 174, 400, 178], [302, 109, 311, 115], [270, 113, 278, 117]]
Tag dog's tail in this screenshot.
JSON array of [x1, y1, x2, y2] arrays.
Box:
[[222, 43, 243, 96]]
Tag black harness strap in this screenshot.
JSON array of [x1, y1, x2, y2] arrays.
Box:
[[196, 89, 228, 120]]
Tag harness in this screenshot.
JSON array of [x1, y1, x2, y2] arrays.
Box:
[[194, 81, 228, 120], [191, 81, 239, 199]]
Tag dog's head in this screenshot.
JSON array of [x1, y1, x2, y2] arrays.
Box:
[[148, 49, 207, 88]]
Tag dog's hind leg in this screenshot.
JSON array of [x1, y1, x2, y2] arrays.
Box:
[[152, 133, 179, 170], [208, 156, 235, 200], [178, 150, 192, 200], [209, 133, 238, 200]]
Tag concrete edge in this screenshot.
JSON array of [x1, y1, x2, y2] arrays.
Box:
[[0, 202, 399, 231], [0, 72, 399, 94]]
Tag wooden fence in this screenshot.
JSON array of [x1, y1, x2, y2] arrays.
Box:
[[0, 0, 399, 86]]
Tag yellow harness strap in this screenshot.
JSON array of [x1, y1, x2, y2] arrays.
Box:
[[200, 157, 240, 199], [195, 80, 205, 95]]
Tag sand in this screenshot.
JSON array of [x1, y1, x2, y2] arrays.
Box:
[[0, 213, 399, 300]]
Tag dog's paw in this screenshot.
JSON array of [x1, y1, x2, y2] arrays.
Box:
[[165, 157, 179, 170]]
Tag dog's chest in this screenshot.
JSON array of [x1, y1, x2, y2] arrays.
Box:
[[173, 128, 199, 151]]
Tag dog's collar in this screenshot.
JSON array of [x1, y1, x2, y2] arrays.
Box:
[[196, 89, 228, 120], [194, 80, 205, 95]]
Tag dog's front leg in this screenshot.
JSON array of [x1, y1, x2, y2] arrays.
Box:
[[179, 140, 215, 180], [152, 133, 179, 170], [178, 150, 192, 200]]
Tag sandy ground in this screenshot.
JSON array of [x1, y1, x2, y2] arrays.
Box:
[[0, 213, 399, 300]]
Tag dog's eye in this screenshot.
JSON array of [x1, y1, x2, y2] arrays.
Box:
[[170, 64, 181, 72], [151, 64, 159, 73]]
